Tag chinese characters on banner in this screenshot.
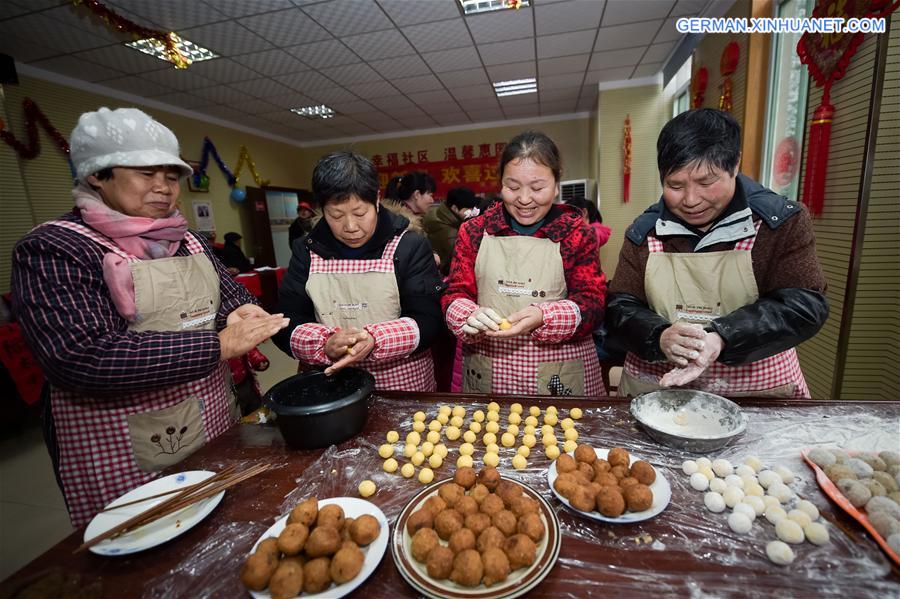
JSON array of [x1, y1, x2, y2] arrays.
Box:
[[372, 143, 506, 197]]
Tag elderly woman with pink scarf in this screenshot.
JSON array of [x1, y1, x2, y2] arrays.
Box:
[[11, 107, 288, 527]]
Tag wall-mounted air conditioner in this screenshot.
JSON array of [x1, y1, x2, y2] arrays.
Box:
[[559, 179, 596, 203]]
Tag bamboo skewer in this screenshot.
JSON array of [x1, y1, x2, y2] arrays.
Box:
[[76, 463, 270, 553], [97, 465, 237, 513]]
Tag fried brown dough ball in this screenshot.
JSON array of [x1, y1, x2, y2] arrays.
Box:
[[491, 509, 517, 536], [340, 539, 359, 553], [619, 477, 639, 489], [454, 467, 477, 489], [256, 538, 280, 558], [623, 483, 653, 512], [427, 545, 454, 579], [406, 508, 434, 536], [470, 483, 490, 504], [330, 545, 365, 584], [588, 482, 603, 498], [269, 557, 304, 599], [434, 508, 464, 541], [411, 528, 440, 563], [305, 526, 342, 558], [477, 526, 506, 552], [595, 486, 626, 517], [577, 462, 595, 482], [316, 504, 345, 530], [611, 465, 630, 480], [438, 483, 466, 507], [350, 514, 381, 546], [629, 461, 656, 486], [449, 527, 477, 554], [450, 549, 484, 587], [481, 547, 511, 587], [288, 496, 318, 527], [241, 551, 279, 591], [556, 453, 577, 474], [504, 533, 537, 569], [592, 459, 612, 475], [571, 470, 593, 487], [553, 472, 579, 499], [302, 557, 332, 594], [340, 517, 355, 541], [464, 512, 492, 537], [510, 495, 539, 518], [594, 472, 618, 488], [455, 495, 479, 517], [516, 512, 545, 543], [479, 493, 505, 516], [495, 480, 524, 507], [569, 485, 595, 512], [277, 523, 309, 556], [423, 495, 448, 517], [607, 447, 630, 468], [477, 466, 501, 491], [574, 444, 597, 464]]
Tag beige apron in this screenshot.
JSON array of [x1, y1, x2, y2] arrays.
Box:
[[619, 224, 803, 398], [465, 234, 602, 396]]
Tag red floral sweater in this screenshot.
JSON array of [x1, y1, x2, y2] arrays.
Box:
[[442, 203, 606, 340]]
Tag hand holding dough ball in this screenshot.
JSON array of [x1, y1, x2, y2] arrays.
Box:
[[499, 318, 512, 330], [358, 480, 376, 497], [766, 540, 795, 565]]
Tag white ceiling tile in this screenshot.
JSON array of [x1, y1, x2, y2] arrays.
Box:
[[106, 0, 227, 29], [0, 3, 29, 19], [232, 49, 308, 76], [346, 80, 400, 98], [0, 13, 110, 54], [537, 54, 590, 76], [540, 85, 582, 102], [672, 0, 708, 16], [588, 46, 645, 70], [502, 104, 540, 118], [204, 105, 249, 120], [465, 108, 505, 122], [576, 94, 596, 111], [241, 8, 331, 46], [275, 70, 337, 91], [424, 100, 467, 114], [306, 86, 363, 104], [182, 21, 274, 55], [535, 0, 605, 36], [186, 58, 260, 83], [539, 71, 584, 89], [286, 40, 359, 69], [0, 31, 58, 62], [422, 46, 482, 73], [378, 0, 462, 26], [154, 92, 211, 109], [100, 75, 174, 98], [237, 100, 285, 115], [536, 29, 596, 59], [301, 0, 393, 36], [593, 20, 662, 52], [408, 90, 452, 105], [498, 93, 538, 107], [384, 104, 427, 119], [540, 99, 577, 115], [466, 7, 533, 43], [451, 84, 496, 100], [392, 74, 445, 93], [343, 29, 415, 60], [369, 95, 416, 112], [487, 61, 536, 82], [438, 68, 489, 88], [142, 68, 219, 91], [458, 96, 500, 110], [653, 16, 683, 43], [30, 55, 125, 82], [203, 0, 295, 17], [479, 39, 535, 66], [326, 63, 383, 86], [45, 5, 145, 45], [602, 0, 675, 26], [265, 91, 317, 109], [230, 78, 297, 98], [403, 18, 472, 52], [433, 112, 471, 126], [370, 55, 432, 80], [583, 66, 633, 83], [73, 45, 171, 74], [192, 85, 256, 105], [641, 41, 676, 64], [632, 63, 662, 78], [329, 100, 377, 115], [397, 116, 440, 129]]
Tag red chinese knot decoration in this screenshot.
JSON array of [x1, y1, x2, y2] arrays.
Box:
[[718, 42, 740, 113], [623, 115, 632, 204], [691, 66, 709, 109]]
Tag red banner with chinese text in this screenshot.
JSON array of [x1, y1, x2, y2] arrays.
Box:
[[372, 143, 506, 197]]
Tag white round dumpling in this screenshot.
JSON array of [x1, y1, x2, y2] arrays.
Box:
[[712, 458, 733, 478], [767, 482, 795, 503], [758, 470, 781, 489], [808, 448, 836, 468], [696, 457, 712, 469], [774, 465, 794, 484], [743, 495, 766, 516], [796, 499, 820, 521], [837, 478, 871, 508], [866, 495, 900, 519], [728, 512, 753, 534], [744, 456, 763, 473], [698, 465, 716, 481], [682, 460, 699, 475], [709, 478, 727, 494], [732, 502, 756, 521], [846, 458, 874, 478], [879, 451, 900, 466], [735, 464, 756, 479], [724, 474, 745, 488], [766, 540, 796, 565], [804, 521, 830, 545], [765, 505, 787, 524], [704, 491, 726, 513], [787, 509, 812, 529], [868, 511, 900, 538], [691, 472, 710, 491], [723, 486, 745, 508], [745, 482, 765, 497], [763, 495, 781, 512], [776, 518, 805, 544]]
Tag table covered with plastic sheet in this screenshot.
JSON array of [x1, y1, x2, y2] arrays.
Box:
[[2, 393, 898, 598]]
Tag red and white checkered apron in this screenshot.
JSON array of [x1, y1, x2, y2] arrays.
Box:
[[307, 232, 435, 392], [46, 221, 236, 526], [622, 222, 810, 398]]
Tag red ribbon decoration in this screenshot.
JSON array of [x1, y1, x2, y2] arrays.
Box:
[[718, 42, 740, 113], [691, 67, 709, 109], [623, 115, 632, 204], [0, 97, 70, 160]]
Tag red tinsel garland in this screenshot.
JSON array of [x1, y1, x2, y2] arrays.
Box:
[[0, 97, 70, 160], [623, 115, 632, 204]]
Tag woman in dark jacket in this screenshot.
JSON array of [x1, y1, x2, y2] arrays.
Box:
[[273, 152, 445, 391]]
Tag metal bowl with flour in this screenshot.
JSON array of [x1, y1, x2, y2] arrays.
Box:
[[630, 390, 747, 453]]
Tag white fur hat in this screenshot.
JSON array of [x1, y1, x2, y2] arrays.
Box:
[[69, 107, 192, 181]]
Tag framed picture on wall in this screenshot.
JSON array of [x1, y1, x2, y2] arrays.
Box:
[[192, 200, 215, 231], [185, 159, 209, 193]]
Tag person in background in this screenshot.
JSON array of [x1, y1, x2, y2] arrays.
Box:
[[382, 171, 435, 233], [384, 175, 402, 202], [288, 198, 320, 248], [606, 108, 827, 398], [565, 196, 611, 249], [273, 151, 445, 391], [11, 107, 287, 526], [443, 130, 607, 396], [423, 186, 480, 276], [219, 231, 253, 274]]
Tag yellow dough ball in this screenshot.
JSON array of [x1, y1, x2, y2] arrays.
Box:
[[445, 426, 461, 441], [510, 403, 524, 414], [428, 453, 443, 469], [383, 458, 399, 473], [544, 412, 558, 426], [570, 407, 583, 420], [468, 421, 482, 434], [437, 413, 449, 425], [413, 411, 426, 422], [546, 445, 561, 460], [507, 424, 520, 437], [546, 405, 558, 414], [428, 420, 442, 432], [501, 432, 516, 448], [421, 441, 435, 457], [434, 444, 449, 458], [486, 411, 500, 423], [463, 430, 477, 444], [412, 420, 426, 433], [483, 452, 500, 468], [523, 425, 536, 436], [426, 430, 441, 445], [524, 415, 539, 427], [438, 405, 451, 416], [473, 410, 485, 423], [449, 416, 464, 428], [542, 435, 558, 447], [358, 480, 376, 497], [560, 418, 575, 430], [406, 431, 421, 446], [499, 318, 512, 330], [488, 401, 500, 412], [378, 444, 394, 458], [522, 434, 537, 448], [386, 431, 400, 443], [401, 463, 415, 478], [508, 412, 522, 426], [419, 468, 435, 484], [564, 428, 578, 441], [411, 451, 426, 466], [482, 432, 497, 446], [457, 455, 474, 468], [541, 425, 554, 437], [485, 421, 500, 434], [518, 445, 531, 457], [563, 439, 578, 454], [529, 406, 541, 417], [512, 454, 528, 470], [459, 442, 475, 456], [403, 443, 417, 458], [451, 406, 466, 418], [485, 443, 500, 455]]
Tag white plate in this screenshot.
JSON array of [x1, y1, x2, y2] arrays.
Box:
[[547, 448, 671, 523], [248, 497, 389, 599], [84, 470, 225, 556]]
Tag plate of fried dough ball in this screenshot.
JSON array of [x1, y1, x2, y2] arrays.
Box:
[[548, 444, 672, 523], [391, 466, 561, 599], [242, 497, 389, 598]]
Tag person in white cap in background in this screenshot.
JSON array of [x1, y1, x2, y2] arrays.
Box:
[[11, 107, 289, 527]]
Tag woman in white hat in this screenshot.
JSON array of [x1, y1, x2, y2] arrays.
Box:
[[11, 107, 288, 527]]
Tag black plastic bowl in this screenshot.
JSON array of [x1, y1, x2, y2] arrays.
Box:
[[263, 367, 375, 449]]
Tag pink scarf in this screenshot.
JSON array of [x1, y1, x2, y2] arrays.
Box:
[[73, 186, 188, 322]]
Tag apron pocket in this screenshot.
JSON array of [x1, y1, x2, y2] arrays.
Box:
[[463, 352, 493, 394], [538, 360, 585, 396], [127, 397, 206, 473]]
